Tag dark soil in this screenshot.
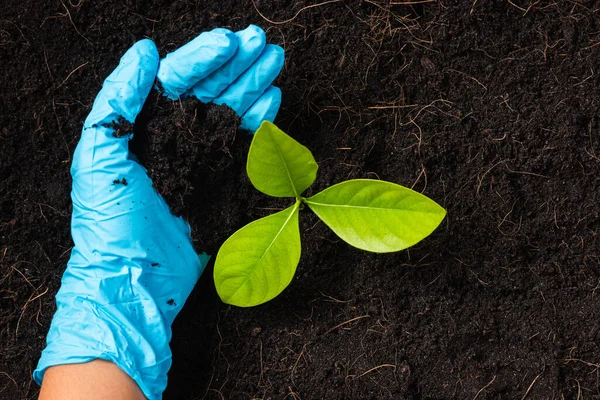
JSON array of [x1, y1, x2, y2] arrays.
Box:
[[131, 95, 292, 255], [1, 1, 600, 399], [131, 96, 243, 222]]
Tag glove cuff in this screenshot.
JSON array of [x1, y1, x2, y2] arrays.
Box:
[[34, 289, 172, 400]]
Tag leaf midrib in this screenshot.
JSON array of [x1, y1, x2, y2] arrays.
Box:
[[225, 202, 300, 302], [304, 199, 440, 213], [272, 134, 299, 197]]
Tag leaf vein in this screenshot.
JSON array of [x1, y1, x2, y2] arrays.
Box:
[[305, 200, 440, 213], [273, 136, 298, 197], [224, 202, 300, 301]]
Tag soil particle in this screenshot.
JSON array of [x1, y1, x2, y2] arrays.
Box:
[[102, 116, 135, 138], [112, 177, 128, 185], [251, 327, 262, 337]]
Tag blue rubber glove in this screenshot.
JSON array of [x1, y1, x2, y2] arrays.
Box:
[[34, 26, 284, 399], [158, 25, 284, 132]]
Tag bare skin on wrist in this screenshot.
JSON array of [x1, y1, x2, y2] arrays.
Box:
[[39, 359, 145, 400]]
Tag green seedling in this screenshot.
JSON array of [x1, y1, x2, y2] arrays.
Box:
[[214, 121, 446, 307]]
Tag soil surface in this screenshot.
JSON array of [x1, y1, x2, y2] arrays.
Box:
[[2, 1, 600, 399]]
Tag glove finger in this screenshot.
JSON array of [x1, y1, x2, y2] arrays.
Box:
[[157, 28, 237, 99], [240, 85, 282, 132], [190, 25, 266, 103], [84, 39, 158, 128], [72, 39, 158, 210], [213, 44, 284, 116]]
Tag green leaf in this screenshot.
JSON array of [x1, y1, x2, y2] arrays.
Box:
[[214, 202, 301, 307], [304, 179, 446, 253], [247, 121, 318, 197]]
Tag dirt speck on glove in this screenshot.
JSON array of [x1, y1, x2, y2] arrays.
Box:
[[112, 177, 128, 185], [102, 116, 135, 138]]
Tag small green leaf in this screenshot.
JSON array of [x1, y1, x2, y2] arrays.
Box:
[[247, 121, 318, 198], [214, 202, 301, 307], [304, 179, 446, 253]]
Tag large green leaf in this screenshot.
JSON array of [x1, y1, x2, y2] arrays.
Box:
[[247, 121, 318, 198], [214, 202, 301, 307], [304, 179, 446, 253]]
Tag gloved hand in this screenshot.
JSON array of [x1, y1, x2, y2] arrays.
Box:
[[33, 25, 284, 399], [158, 25, 284, 131]]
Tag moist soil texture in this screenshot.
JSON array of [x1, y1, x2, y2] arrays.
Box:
[[1, 1, 600, 399]]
